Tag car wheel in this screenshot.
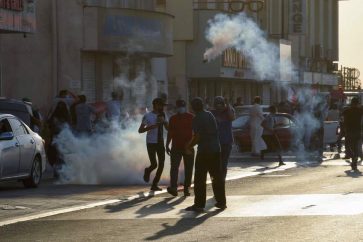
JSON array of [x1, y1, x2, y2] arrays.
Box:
[[23, 156, 42, 188]]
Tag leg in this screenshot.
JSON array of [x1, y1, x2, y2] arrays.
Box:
[[146, 144, 158, 172], [152, 144, 165, 186], [220, 144, 232, 179], [208, 153, 226, 207], [169, 150, 183, 190], [194, 153, 208, 208], [182, 151, 195, 191]]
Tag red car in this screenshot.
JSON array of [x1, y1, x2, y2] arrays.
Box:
[[233, 113, 296, 152]]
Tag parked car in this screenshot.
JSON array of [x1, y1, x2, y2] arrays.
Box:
[[233, 113, 339, 152], [0, 114, 46, 187], [0, 98, 33, 127]]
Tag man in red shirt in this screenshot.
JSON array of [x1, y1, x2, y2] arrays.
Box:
[[166, 100, 195, 196]]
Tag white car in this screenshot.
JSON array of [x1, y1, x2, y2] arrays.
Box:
[[0, 114, 46, 187]]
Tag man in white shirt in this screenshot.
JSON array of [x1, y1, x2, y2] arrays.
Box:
[[138, 98, 169, 191], [106, 92, 122, 122]]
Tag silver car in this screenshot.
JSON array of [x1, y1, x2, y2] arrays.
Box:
[[0, 114, 46, 187]]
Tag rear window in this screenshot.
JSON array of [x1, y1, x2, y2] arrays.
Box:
[[232, 115, 250, 129], [0, 102, 31, 126]]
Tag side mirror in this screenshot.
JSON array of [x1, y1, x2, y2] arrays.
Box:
[[0, 132, 14, 141]]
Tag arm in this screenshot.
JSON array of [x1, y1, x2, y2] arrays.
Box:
[[138, 122, 158, 134], [227, 104, 236, 121], [187, 133, 200, 149], [166, 118, 173, 155]]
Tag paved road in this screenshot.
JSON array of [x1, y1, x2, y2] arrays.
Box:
[[2, 153, 363, 241]]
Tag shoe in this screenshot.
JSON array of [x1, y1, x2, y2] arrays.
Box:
[[167, 187, 178, 196], [278, 161, 286, 166], [184, 188, 191, 197], [351, 162, 359, 171], [214, 203, 227, 210], [143, 168, 150, 183], [185, 205, 204, 212], [150, 185, 162, 191]]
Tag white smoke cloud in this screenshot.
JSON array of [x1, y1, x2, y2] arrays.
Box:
[[204, 13, 293, 81]]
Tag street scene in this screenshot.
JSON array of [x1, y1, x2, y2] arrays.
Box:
[[1, 0, 363, 241]]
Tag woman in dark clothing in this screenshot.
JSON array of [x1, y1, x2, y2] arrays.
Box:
[[47, 101, 71, 176]]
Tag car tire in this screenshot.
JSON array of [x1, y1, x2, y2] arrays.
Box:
[[23, 156, 42, 188]]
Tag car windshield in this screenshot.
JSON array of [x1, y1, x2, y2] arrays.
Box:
[[232, 115, 249, 129]]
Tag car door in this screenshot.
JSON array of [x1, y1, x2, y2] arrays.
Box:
[[274, 115, 293, 150], [9, 118, 36, 175], [0, 118, 20, 178]]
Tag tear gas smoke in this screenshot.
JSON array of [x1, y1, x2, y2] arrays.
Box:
[[53, 60, 181, 185], [204, 13, 292, 81], [204, 13, 330, 161]]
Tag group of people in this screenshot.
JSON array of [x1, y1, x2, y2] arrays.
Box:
[[138, 96, 235, 212], [46, 90, 123, 173]]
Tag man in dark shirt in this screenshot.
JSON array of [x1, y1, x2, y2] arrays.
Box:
[[211, 96, 235, 179], [185, 97, 226, 212], [166, 100, 195, 197], [343, 97, 363, 171]]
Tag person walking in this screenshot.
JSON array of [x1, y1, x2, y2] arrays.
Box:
[[166, 100, 194, 197], [185, 97, 226, 212], [249, 96, 267, 156], [342, 97, 363, 171], [75, 95, 96, 134], [261, 106, 285, 166], [211, 96, 235, 179], [138, 98, 168, 191]]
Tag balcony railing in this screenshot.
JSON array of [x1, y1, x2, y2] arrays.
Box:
[[193, 0, 264, 12], [82, 0, 155, 11]]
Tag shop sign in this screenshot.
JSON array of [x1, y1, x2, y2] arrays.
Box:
[[0, 0, 36, 33], [289, 0, 306, 34]]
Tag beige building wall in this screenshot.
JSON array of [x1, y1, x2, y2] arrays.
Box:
[[164, 0, 194, 103]]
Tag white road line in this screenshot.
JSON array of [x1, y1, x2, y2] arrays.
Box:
[[0, 162, 297, 227]]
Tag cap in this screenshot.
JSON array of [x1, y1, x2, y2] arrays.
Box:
[[152, 98, 167, 106], [176, 99, 186, 107]]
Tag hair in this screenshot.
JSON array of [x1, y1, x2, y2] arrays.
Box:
[[52, 101, 71, 124], [269, 105, 277, 113], [59, 90, 68, 97], [111, 92, 118, 100], [254, 96, 261, 104], [191, 97, 204, 112], [351, 97, 360, 106], [79, 95, 86, 103], [214, 96, 225, 106]]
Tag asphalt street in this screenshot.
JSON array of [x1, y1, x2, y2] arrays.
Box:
[[1, 153, 363, 241]]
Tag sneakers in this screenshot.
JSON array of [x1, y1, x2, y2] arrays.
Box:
[[150, 185, 162, 191], [184, 188, 191, 197], [185, 205, 204, 213], [143, 168, 150, 183], [167, 187, 178, 196], [214, 203, 227, 210], [351, 161, 359, 171]]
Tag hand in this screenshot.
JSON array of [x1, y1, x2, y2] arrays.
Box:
[[166, 146, 171, 156]]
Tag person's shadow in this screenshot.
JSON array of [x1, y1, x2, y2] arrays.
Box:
[[135, 196, 186, 218], [145, 198, 224, 241]]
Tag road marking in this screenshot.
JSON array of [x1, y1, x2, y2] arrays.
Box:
[[0, 162, 297, 227], [57, 194, 363, 220]]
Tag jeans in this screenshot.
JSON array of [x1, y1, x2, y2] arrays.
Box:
[[146, 143, 165, 186], [220, 144, 232, 179], [194, 152, 226, 208], [169, 149, 195, 190]]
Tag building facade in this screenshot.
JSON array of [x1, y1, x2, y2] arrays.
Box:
[[0, 0, 173, 112], [164, 0, 339, 106]]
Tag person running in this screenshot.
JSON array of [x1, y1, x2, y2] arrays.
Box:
[[342, 97, 363, 171], [138, 98, 168, 191], [185, 97, 226, 212], [166, 100, 194, 197], [211, 96, 235, 179], [261, 106, 285, 166]]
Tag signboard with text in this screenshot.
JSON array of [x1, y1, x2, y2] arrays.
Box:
[[0, 0, 36, 33], [289, 0, 306, 34]]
